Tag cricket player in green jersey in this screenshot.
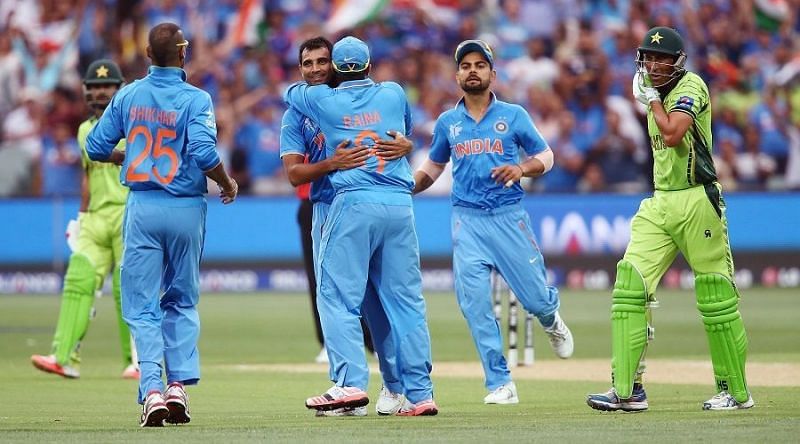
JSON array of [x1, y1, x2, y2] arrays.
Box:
[[587, 27, 753, 412], [31, 59, 138, 380]]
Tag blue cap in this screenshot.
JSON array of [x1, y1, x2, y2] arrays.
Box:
[[332, 36, 370, 72], [454, 39, 494, 68]]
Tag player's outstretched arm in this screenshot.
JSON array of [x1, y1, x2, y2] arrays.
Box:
[[374, 130, 413, 160]]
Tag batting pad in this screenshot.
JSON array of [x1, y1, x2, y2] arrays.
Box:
[[611, 260, 648, 399], [53, 253, 96, 365], [696, 273, 749, 402]]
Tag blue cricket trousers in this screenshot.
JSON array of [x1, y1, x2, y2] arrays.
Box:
[[121, 190, 206, 403], [317, 190, 433, 403], [452, 204, 559, 390], [313, 201, 402, 395]]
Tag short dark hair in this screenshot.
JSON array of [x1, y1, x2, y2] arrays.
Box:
[[298, 36, 333, 64], [336, 70, 368, 83], [148, 22, 183, 67]]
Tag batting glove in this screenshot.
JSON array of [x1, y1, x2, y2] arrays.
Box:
[[632, 70, 661, 106], [65, 212, 86, 253]]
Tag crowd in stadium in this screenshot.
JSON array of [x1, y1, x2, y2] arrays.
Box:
[[1, 0, 798, 197]]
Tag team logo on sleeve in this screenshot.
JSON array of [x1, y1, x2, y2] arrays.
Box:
[[674, 96, 694, 112], [449, 121, 463, 139], [493, 120, 508, 134], [204, 109, 216, 129]]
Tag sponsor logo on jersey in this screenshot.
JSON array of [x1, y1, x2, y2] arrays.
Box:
[[454, 138, 504, 158], [494, 120, 508, 134], [650, 134, 668, 150]]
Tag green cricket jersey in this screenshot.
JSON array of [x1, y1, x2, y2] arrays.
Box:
[[647, 72, 717, 191], [78, 117, 128, 211]]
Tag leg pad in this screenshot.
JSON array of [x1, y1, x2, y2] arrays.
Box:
[[696, 273, 749, 402], [611, 260, 648, 399], [53, 253, 96, 365]]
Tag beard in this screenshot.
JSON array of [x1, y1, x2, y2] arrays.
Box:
[[459, 77, 490, 93], [87, 97, 110, 115]]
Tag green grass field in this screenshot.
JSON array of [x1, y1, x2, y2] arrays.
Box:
[[1, 288, 798, 442]]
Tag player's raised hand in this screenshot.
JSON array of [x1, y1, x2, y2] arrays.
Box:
[[219, 178, 238, 204], [330, 139, 370, 170], [490, 164, 524, 188], [632, 70, 660, 105], [374, 130, 412, 160]]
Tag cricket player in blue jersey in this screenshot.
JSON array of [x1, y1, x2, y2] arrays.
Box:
[[280, 36, 413, 417], [413, 40, 574, 405], [86, 23, 238, 427], [284, 36, 437, 416]]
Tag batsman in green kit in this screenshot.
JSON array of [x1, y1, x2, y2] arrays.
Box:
[[31, 59, 139, 380], [587, 27, 753, 412]]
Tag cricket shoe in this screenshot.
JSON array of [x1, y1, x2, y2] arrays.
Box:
[[543, 312, 574, 359], [484, 381, 519, 405], [122, 364, 140, 380], [702, 391, 754, 411], [164, 382, 191, 424], [305, 386, 369, 411], [396, 399, 438, 416], [375, 385, 405, 415], [140, 390, 169, 427], [586, 384, 648, 412], [31, 354, 80, 379], [315, 406, 367, 417]]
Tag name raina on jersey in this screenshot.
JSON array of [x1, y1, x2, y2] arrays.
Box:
[[342, 111, 381, 128]]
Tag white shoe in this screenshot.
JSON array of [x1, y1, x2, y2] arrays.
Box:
[[121, 364, 140, 379], [543, 312, 574, 359], [164, 382, 191, 424], [484, 381, 519, 404], [140, 390, 169, 427], [305, 385, 369, 411], [375, 385, 405, 415], [702, 391, 754, 410], [315, 406, 367, 417], [314, 348, 329, 364]]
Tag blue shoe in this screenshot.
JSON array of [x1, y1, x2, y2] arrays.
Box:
[[587, 384, 648, 412]]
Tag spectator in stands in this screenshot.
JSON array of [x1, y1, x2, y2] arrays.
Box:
[[40, 122, 81, 196], [235, 99, 291, 195], [0, 0, 797, 196], [586, 110, 643, 193]]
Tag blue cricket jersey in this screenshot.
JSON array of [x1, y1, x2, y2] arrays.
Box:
[[429, 94, 549, 210], [86, 66, 221, 197], [284, 79, 414, 194], [279, 107, 335, 204]]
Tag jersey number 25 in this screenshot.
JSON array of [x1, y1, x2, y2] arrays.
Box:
[[126, 124, 179, 185]]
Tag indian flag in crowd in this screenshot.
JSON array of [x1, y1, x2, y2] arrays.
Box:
[[325, 0, 391, 34]]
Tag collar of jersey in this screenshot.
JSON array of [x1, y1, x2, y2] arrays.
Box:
[[336, 78, 374, 90], [455, 91, 498, 115], [148, 66, 187, 82]]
